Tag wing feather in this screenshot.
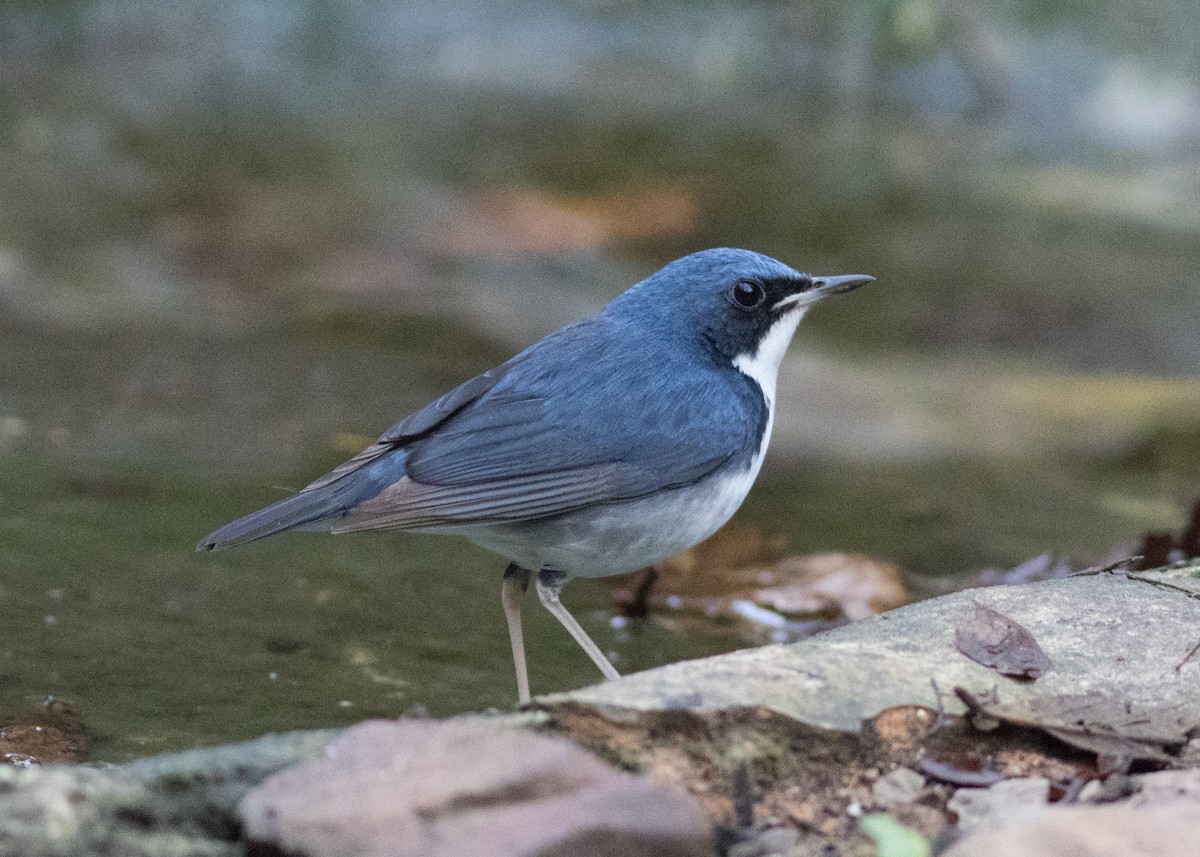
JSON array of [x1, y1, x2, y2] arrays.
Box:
[[301, 317, 765, 532], [332, 464, 620, 531]]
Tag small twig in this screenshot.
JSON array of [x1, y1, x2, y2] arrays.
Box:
[[1123, 573, 1200, 601], [953, 686, 1001, 731], [1070, 556, 1142, 577], [953, 686, 984, 715], [930, 678, 947, 728], [1175, 639, 1200, 673], [1069, 558, 1200, 602]]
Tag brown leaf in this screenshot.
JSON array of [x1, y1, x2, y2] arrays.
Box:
[[954, 603, 1052, 679], [751, 554, 908, 620], [610, 542, 908, 632]]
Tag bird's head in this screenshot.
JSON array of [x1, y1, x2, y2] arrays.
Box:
[[608, 248, 873, 387]]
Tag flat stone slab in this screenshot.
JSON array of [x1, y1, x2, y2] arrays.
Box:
[[547, 567, 1200, 734]]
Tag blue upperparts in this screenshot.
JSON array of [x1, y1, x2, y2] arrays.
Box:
[[196, 248, 826, 549]]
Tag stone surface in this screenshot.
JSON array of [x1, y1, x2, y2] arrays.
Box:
[[0, 765, 233, 857], [0, 728, 337, 857], [726, 826, 800, 857], [942, 802, 1200, 857], [943, 769, 1200, 854], [239, 718, 712, 857], [871, 767, 926, 808], [547, 568, 1200, 735], [1115, 767, 1200, 809], [946, 777, 1051, 833]]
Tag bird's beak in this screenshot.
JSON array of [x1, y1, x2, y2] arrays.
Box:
[[775, 273, 874, 312], [810, 273, 875, 296]]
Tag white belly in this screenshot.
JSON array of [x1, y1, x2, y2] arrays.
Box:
[[451, 458, 764, 578]]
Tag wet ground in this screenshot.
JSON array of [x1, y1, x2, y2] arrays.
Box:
[[1, 1, 1198, 760]]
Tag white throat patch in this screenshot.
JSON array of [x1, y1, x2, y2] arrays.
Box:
[[732, 308, 805, 408], [729, 307, 806, 483]]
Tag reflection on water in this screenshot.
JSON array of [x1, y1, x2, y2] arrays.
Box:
[[1, 0, 1198, 760]]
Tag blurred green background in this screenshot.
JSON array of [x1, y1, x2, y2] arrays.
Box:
[[1, 0, 1198, 760]]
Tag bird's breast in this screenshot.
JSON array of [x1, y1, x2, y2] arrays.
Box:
[[452, 456, 767, 579]]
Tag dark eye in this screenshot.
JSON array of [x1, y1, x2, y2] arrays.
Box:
[[731, 280, 765, 309]]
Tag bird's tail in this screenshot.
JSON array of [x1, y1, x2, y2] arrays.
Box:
[[197, 448, 403, 552], [197, 488, 342, 551]]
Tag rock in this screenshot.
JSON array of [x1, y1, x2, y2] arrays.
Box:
[[543, 568, 1200, 853], [872, 767, 926, 808], [1121, 767, 1200, 807], [942, 802, 1200, 857], [946, 778, 1050, 832], [0, 727, 337, 856], [1176, 739, 1200, 767], [0, 765, 234, 857], [123, 726, 340, 816], [547, 568, 1200, 736], [239, 718, 712, 857], [1076, 774, 1139, 804], [933, 770, 1200, 857], [726, 826, 800, 857]]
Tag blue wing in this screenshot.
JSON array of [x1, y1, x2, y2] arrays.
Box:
[[200, 316, 768, 546], [336, 318, 768, 530]]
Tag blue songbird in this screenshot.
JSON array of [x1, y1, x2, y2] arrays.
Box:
[[199, 249, 873, 703]]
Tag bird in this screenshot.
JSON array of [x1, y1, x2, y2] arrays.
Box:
[[198, 248, 873, 704]]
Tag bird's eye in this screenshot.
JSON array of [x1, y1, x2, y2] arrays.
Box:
[[731, 280, 765, 309]]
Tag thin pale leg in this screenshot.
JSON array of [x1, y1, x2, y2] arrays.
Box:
[[501, 564, 532, 705], [535, 569, 621, 681]]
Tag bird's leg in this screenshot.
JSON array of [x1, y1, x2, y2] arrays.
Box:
[[501, 564, 532, 705], [535, 569, 621, 681]]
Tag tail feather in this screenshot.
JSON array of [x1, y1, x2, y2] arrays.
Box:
[[198, 450, 404, 551], [197, 488, 344, 551]]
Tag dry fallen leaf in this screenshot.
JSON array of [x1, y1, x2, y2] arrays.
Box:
[[954, 603, 1052, 679], [610, 533, 908, 637], [752, 554, 908, 621]]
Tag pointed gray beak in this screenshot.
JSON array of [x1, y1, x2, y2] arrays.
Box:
[[773, 272, 876, 312], [811, 274, 875, 296]]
